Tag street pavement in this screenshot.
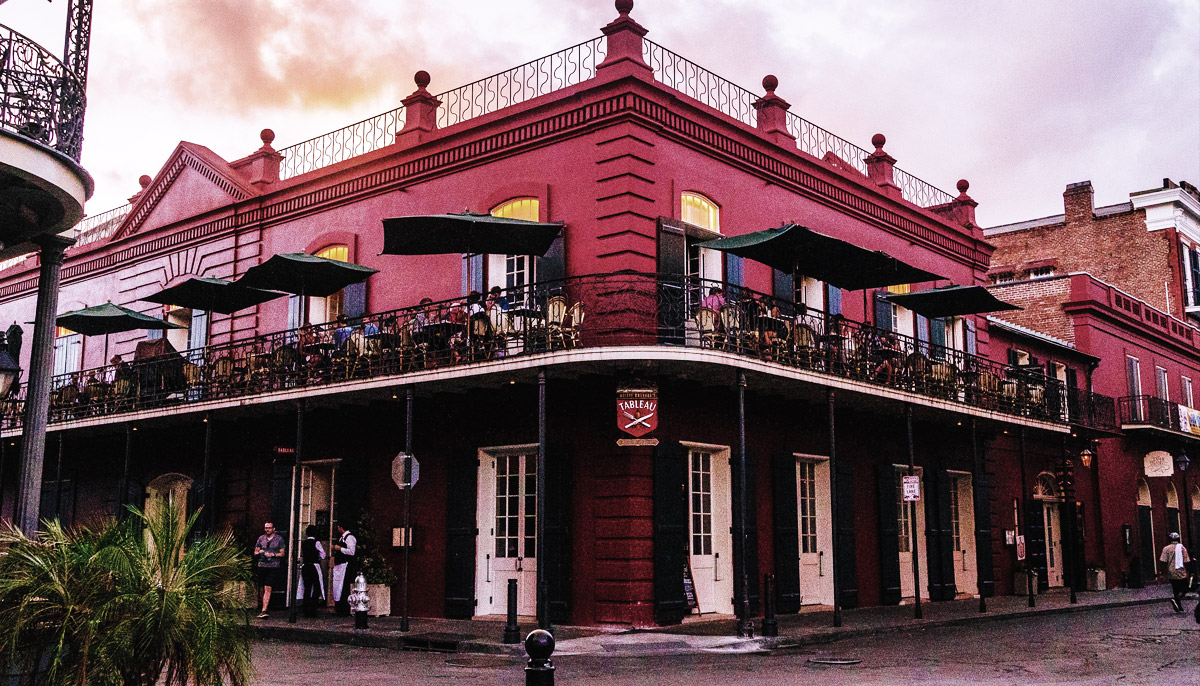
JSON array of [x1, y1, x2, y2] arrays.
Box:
[[251, 602, 1200, 685]]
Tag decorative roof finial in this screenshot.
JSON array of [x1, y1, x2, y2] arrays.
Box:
[[138, 175, 151, 189], [260, 128, 275, 148], [615, 0, 634, 16], [414, 70, 431, 89], [871, 133, 886, 152], [762, 75, 778, 93]]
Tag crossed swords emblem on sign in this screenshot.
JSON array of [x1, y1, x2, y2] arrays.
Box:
[[623, 410, 653, 430]]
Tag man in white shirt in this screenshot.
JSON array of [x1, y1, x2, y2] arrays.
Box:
[[332, 522, 358, 616]]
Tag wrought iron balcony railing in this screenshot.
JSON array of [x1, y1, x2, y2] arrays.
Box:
[[0, 23, 86, 161], [1119, 395, 1200, 438], [0, 273, 1077, 429], [1066, 387, 1118, 432]]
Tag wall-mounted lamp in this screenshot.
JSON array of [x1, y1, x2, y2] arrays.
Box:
[[1174, 450, 1190, 474], [1079, 446, 1095, 469]]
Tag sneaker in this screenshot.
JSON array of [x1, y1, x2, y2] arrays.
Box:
[[257, 612, 269, 619], [1172, 599, 1182, 613]]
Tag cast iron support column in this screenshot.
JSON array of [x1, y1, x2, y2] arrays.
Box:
[[828, 388, 843, 627], [15, 235, 74, 535], [503, 578, 520, 644], [761, 573, 778, 636], [536, 370, 548, 630], [736, 370, 754, 637], [906, 405, 922, 620], [0, 437, 6, 520], [1019, 427, 1034, 607], [201, 414, 212, 534], [401, 387, 413, 632], [52, 433, 63, 519], [287, 400, 306, 624], [119, 424, 132, 513], [1062, 435, 1077, 604], [1183, 466, 1194, 572], [971, 418, 986, 613]]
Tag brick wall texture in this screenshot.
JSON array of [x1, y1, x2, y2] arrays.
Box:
[[987, 277, 1075, 343], [988, 200, 1175, 314]]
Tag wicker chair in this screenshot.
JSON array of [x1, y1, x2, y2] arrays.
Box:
[[719, 305, 747, 352], [561, 301, 584, 349], [545, 296, 568, 350], [793, 323, 821, 369], [469, 312, 495, 361], [696, 306, 720, 349]]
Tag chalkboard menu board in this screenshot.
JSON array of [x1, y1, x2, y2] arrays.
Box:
[[683, 558, 698, 610]]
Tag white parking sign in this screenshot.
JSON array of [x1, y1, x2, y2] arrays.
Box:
[[901, 475, 921, 502]]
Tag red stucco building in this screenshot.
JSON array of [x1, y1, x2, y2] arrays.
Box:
[[0, 2, 1121, 627]]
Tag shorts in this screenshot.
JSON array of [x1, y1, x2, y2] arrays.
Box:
[[255, 565, 284, 589]]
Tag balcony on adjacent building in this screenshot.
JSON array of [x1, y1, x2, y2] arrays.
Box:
[[1119, 395, 1200, 441], [0, 273, 1117, 434]]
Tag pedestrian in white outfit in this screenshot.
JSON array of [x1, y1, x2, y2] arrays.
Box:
[[332, 522, 358, 616]]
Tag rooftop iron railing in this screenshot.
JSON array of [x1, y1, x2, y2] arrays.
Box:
[[0, 23, 86, 161], [0, 273, 1105, 431]]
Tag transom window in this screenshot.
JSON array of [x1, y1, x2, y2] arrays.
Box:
[[798, 461, 817, 554], [1033, 473, 1059, 501], [689, 450, 714, 556], [681, 193, 720, 233]]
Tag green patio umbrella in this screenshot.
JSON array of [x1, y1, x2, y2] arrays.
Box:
[[381, 211, 563, 256], [235, 253, 378, 298], [56, 302, 183, 336], [697, 223, 944, 291], [882, 285, 1022, 318], [143, 277, 284, 315]]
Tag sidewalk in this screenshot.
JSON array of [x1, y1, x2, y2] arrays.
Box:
[[254, 585, 1183, 657]]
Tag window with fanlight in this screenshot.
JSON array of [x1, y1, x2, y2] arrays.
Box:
[[680, 193, 722, 290], [52, 325, 82, 381], [289, 244, 351, 328], [473, 198, 543, 298]]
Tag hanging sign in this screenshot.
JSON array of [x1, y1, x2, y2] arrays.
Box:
[[901, 475, 921, 502], [617, 384, 658, 438], [1016, 534, 1026, 561], [1144, 450, 1174, 478]]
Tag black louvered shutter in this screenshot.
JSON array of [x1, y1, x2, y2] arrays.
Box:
[[834, 451, 859, 608], [657, 224, 687, 341], [874, 292, 892, 330], [1060, 500, 1080, 592], [343, 281, 367, 320], [732, 453, 760, 617], [1136, 505, 1155, 586], [269, 457, 293, 545], [972, 469, 995, 598], [653, 442, 689, 624], [1007, 348, 1019, 367], [536, 234, 566, 285], [444, 447, 478, 619], [771, 453, 801, 613], [877, 464, 902, 605], [1190, 249, 1200, 306], [925, 470, 957, 601], [545, 442, 573, 625], [1025, 500, 1048, 591]]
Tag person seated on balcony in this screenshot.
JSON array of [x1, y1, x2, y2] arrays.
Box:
[[411, 298, 436, 344], [332, 315, 355, 348], [466, 291, 485, 318], [487, 286, 510, 312], [872, 331, 901, 384], [109, 354, 130, 383], [701, 286, 726, 312]]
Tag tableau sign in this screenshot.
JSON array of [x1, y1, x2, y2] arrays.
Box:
[[1144, 450, 1174, 478], [617, 384, 658, 438]]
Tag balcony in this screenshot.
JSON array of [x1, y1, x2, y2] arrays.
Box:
[[1119, 395, 1200, 441], [1066, 387, 1120, 435], [0, 22, 91, 255], [0, 273, 1081, 431]]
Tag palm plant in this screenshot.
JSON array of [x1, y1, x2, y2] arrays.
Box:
[[0, 499, 254, 685]]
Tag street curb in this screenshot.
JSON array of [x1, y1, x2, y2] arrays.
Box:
[[253, 625, 525, 656], [761, 596, 1167, 651]]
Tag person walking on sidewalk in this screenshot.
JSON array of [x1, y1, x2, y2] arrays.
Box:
[[254, 521, 286, 619], [298, 525, 327, 618], [1159, 532, 1191, 612]]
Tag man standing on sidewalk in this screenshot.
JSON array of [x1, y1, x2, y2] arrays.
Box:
[[1159, 532, 1191, 612], [254, 521, 286, 619]]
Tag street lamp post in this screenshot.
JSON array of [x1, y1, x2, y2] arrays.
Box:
[[1174, 451, 1191, 557]]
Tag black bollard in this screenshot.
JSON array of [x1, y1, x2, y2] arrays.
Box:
[[525, 629, 555, 686], [761, 573, 778, 637], [503, 579, 521, 644]]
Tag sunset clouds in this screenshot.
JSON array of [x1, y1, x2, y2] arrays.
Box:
[[2, 0, 1196, 226]]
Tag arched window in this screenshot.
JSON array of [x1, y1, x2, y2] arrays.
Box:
[[1033, 473, 1060, 501], [1167, 482, 1179, 509], [482, 198, 541, 296], [681, 193, 720, 233], [289, 244, 352, 328], [1137, 478, 1152, 506], [1166, 482, 1180, 534]]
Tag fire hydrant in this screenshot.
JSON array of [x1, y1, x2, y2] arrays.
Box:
[[347, 573, 370, 630]]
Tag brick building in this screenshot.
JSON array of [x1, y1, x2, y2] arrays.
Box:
[[986, 179, 1200, 591], [0, 1, 1121, 628]]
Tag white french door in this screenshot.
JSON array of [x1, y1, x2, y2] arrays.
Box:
[[1043, 502, 1064, 587], [686, 446, 733, 614], [897, 466, 929, 601], [951, 472, 977, 596], [476, 450, 538, 616], [796, 457, 834, 605]]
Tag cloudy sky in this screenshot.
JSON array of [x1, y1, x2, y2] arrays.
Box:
[[4, 0, 1197, 227]]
